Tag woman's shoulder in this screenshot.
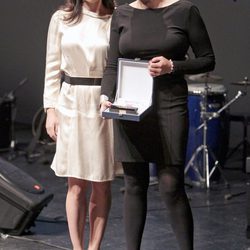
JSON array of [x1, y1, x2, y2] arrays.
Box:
[[169, 0, 200, 16], [178, 0, 198, 10], [112, 2, 135, 19], [114, 1, 196, 12], [115, 3, 132, 13], [50, 9, 68, 23], [179, 0, 195, 6]]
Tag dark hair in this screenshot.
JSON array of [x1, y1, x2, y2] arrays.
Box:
[[60, 0, 115, 24]]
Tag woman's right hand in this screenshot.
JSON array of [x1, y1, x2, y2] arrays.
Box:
[[45, 108, 58, 141]]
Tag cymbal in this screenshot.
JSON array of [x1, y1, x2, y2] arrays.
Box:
[[231, 80, 250, 86], [188, 73, 223, 83]]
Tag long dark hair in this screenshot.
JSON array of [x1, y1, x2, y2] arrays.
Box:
[[60, 0, 115, 24]]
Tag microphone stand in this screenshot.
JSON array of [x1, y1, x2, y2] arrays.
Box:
[[4, 78, 28, 160], [185, 79, 245, 189], [197, 90, 245, 130]]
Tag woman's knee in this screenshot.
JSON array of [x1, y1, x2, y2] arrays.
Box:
[[67, 177, 88, 199], [123, 162, 149, 196], [92, 181, 111, 196], [158, 168, 184, 198]]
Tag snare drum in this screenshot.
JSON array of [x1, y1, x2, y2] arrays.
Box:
[[0, 98, 12, 150], [185, 83, 229, 182]]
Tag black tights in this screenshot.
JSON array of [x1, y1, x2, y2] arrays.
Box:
[[123, 162, 193, 250]]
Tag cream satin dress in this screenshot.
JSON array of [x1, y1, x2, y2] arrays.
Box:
[[43, 7, 115, 181]]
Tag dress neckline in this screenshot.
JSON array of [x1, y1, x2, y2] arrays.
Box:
[[82, 6, 112, 19], [127, 0, 181, 11]]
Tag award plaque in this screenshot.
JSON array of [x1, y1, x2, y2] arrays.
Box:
[[102, 58, 153, 122]]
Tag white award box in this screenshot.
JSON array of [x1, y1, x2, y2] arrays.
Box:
[[102, 58, 153, 122]]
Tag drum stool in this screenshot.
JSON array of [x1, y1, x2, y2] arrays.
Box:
[[226, 112, 250, 172]]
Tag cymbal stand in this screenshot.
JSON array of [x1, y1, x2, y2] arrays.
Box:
[[185, 79, 245, 189], [243, 76, 249, 95]]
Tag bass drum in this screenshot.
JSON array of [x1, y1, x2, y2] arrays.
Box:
[[185, 83, 230, 182]]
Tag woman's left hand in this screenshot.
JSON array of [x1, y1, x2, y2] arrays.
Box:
[[148, 56, 173, 77], [100, 100, 112, 119]]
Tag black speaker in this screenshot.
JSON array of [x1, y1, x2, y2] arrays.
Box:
[[0, 157, 54, 235]]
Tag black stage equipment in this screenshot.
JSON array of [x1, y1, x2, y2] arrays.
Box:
[[26, 107, 55, 163], [0, 157, 53, 235], [246, 157, 250, 238], [185, 73, 245, 189], [0, 77, 27, 156], [226, 77, 250, 172], [0, 99, 12, 149]]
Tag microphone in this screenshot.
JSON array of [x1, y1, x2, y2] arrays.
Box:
[[5, 77, 28, 100], [212, 112, 220, 118], [236, 90, 246, 98]]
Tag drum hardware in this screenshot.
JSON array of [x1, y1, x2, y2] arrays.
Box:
[[185, 74, 245, 189], [231, 76, 250, 86], [188, 73, 223, 83], [231, 76, 249, 102], [0, 78, 28, 159], [197, 90, 245, 130], [232, 80, 250, 85]]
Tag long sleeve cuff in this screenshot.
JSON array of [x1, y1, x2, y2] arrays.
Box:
[[100, 94, 109, 105]]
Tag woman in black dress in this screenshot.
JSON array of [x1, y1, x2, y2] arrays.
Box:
[[100, 0, 215, 249]]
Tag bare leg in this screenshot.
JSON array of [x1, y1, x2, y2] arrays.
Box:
[[66, 177, 88, 250], [88, 181, 112, 250]]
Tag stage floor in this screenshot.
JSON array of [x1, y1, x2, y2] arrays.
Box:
[[0, 124, 250, 250]]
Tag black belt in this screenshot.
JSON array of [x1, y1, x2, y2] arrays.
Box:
[[64, 75, 102, 86]]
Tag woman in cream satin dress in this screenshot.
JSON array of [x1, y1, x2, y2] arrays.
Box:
[[43, 0, 115, 249]]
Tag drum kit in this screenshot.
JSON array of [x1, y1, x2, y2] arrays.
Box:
[[184, 73, 249, 189]]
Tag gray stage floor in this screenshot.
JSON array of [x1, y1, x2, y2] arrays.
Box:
[[0, 124, 250, 250]]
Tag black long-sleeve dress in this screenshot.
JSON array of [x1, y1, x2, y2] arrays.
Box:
[[101, 0, 215, 165]]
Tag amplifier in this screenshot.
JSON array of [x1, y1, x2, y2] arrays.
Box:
[[0, 157, 53, 235]]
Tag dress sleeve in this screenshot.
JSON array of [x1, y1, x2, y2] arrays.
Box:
[[43, 11, 62, 109], [101, 10, 121, 102], [173, 6, 215, 74]]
